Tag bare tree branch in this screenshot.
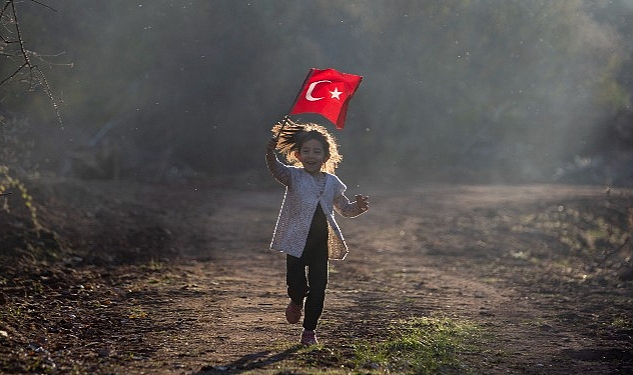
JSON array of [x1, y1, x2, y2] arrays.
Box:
[[0, 0, 62, 126]]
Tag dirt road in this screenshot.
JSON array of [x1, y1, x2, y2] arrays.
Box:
[[1, 180, 631, 374]]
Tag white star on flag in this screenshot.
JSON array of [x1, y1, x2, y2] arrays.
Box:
[[329, 87, 342, 100]]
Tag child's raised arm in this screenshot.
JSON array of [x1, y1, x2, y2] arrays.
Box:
[[266, 137, 291, 186]]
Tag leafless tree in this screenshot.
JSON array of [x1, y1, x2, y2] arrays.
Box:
[[0, 0, 62, 124]]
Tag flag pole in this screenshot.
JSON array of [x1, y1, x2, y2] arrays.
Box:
[[274, 115, 290, 141], [276, 69, 314, 140]]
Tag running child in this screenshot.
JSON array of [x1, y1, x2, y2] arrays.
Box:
[[266, 119, 369, 346]]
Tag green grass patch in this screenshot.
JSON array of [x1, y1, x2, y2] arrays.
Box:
[[610, 315, 633, 330], [353, 316, 481, 374]]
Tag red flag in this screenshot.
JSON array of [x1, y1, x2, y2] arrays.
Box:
[[289, 68, 362, 129]]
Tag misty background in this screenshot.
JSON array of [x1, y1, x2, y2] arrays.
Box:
[[2, 0, 633, 187]]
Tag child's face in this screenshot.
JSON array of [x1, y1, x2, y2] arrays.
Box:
[[296, 138, 329, 176]]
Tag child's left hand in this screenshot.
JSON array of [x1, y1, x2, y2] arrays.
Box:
[[355, 194, 369, 212]]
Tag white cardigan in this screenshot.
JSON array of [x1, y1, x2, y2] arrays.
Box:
[[266, 144, 365, 260]]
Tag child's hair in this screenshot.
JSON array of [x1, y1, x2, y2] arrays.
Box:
[[271, 119, 342, 174]]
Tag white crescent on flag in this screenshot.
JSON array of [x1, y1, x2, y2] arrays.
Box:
[[305, 80, 331, 101]]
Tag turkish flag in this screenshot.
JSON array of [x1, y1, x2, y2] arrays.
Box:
[[289, 68, 363, 129]]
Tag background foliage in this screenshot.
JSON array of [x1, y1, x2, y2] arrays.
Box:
[[2, 0, 632, 185]]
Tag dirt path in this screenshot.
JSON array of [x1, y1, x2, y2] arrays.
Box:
[[1, 181, 632, 374]]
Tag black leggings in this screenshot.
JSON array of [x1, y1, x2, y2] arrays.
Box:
[[286, 204, 328, 331]]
